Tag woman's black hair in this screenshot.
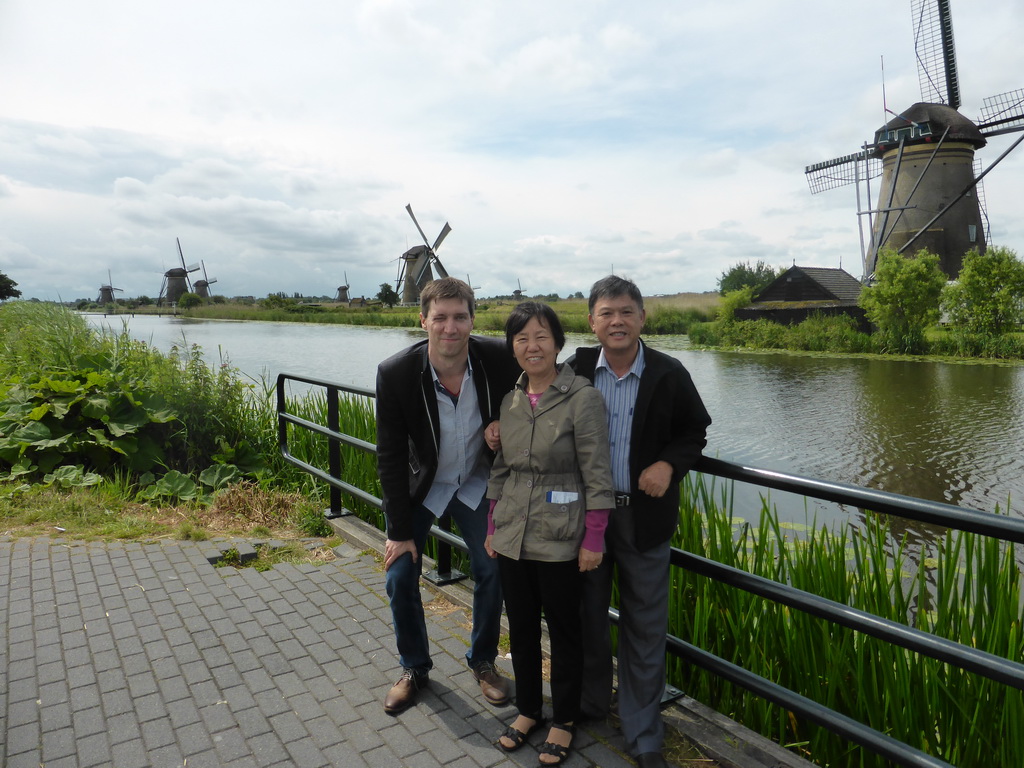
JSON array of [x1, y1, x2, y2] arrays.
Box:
[[504, 301, 565, 353]]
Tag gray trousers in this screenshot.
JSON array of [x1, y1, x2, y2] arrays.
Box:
[[580, 505, 671, 756]]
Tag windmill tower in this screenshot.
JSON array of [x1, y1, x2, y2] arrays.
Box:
[[512, 279, 525, 301], [395, 204, 451, 305], [194, 260, 218, 299], [97, 270, 123, 304], [159, 238, 201, 305], [335, 272, 351, 303], [805, 0, 1024, 280]]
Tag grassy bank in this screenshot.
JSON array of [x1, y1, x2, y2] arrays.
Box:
[[111, 293, 720, 335], [690, 312, 1024, 361]]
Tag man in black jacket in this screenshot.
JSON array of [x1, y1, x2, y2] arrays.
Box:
[[573, 275, 711, 768], [375, 277, 520, 715]]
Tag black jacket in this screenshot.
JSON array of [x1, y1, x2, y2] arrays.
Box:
[[571, 341, 711, 551], [375, 336, 520, 541]]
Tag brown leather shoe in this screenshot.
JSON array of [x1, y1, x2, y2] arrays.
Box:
[[383, 669, 427, 715], [471, 661, 510, 706]]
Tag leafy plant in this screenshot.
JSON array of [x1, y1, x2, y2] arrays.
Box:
[[942, 245, 1024, 335], [858, 249, 946, 354], [0, 371, 177, 477]]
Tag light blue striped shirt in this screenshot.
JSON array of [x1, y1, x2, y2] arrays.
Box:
[[422, 361, 489, 517], [593, 343, 645, 493]]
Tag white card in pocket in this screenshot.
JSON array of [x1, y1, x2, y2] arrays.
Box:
[[546, 491, 579, 504]]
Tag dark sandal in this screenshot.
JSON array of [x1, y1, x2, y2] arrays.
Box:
[[538, 723, 575, 766], [497, 715, 546, 752]]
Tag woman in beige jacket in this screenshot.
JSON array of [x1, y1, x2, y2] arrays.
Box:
[[485, 301, 614, 766]]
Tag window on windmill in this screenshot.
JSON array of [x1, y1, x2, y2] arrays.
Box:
[[968, 224, 977, 243]]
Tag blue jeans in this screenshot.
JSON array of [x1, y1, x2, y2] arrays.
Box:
[[385, 496, 502, 674]]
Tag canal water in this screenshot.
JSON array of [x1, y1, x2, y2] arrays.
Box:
[[84, 314, 1024, 533]]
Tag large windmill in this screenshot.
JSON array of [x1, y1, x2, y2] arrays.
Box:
[[159, 238, 201, 305], [193, 260, 218, 299], [805, 0, 1024, 280], [395, 204, 451, 305], [97, 270, 123, 304]]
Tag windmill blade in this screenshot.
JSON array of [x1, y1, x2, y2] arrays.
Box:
[[911, 0, 960, 109], [201, 260, 210, 283], [805, 151, 882, 194], [207, 277, 218, 285], [411, 254, 434, 287], [431, 222, 451, 252], [405, 204, 433, 250], [185, 262, 201, 273], [177, 237, 188, 271], [978, 88, 1024, 137], [431, 255, 449, 279]]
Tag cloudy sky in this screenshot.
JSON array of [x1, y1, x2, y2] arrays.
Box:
[[2, 0, 1022, 303]]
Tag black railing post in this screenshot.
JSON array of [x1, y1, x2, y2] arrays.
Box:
[[324, 385, 347, 518], [423, 514, 466, 586]]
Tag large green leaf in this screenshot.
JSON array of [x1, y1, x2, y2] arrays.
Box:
[[147, 470, 199, 500], [199, 463, 242, 490], [80, 393, 113, 420], [11, 421, 51, 442]]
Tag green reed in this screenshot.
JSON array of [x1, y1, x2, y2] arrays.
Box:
[[669, 473, 1024, 767]]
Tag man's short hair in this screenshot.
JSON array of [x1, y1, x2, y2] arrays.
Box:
[[588, 274, 644, 313], [504, 301, 566, 353], [420, 277, 476, 317]]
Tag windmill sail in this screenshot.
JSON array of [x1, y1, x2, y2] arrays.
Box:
[[912, 0, 960, 109]]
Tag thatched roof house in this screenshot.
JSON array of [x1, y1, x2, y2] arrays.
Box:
[[735, 266, 868, 329]]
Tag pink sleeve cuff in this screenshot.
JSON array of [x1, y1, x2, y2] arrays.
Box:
[[582, 508, 610, 552]]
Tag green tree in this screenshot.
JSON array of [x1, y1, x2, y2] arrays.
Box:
[[0, 272, 22, 301], [376, 283, 400, 308], [942, 246, 1024, 335], [177, 292, 202, 310], [858, 249, 946, 354], [718, 260, 780, 296], [716, 286, 755, 323]]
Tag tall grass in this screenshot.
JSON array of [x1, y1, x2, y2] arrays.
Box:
[[670, 473, 1024, 767]]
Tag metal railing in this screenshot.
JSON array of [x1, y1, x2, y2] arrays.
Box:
[[276, 372, 1024, 768]]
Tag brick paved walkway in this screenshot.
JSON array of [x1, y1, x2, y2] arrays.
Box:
[[0, 531, 811, 768], [0, 536, 640, 768]]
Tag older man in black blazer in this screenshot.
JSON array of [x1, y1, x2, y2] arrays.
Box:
[[573, 275, 711, 768]]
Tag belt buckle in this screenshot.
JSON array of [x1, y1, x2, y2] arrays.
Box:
[[615, 493, 630, 507]]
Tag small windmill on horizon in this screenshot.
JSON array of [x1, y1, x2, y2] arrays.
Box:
[[805, 0, 1024, 280], [158, 238, 201, 305], [97, 270, 123, 304]]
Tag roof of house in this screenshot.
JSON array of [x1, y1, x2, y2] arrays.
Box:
[[753, 266, 863, 305]]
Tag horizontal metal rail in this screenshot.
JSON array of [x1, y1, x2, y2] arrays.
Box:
[[277, 371, 1023, 768]]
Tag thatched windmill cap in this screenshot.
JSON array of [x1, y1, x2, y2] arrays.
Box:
[[872, 102, 986, 155]]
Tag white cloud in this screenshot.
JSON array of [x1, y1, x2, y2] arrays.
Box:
[[0, 0, 1021, 302]]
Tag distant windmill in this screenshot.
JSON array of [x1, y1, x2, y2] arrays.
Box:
[[158, 238, 201, 305], [97, 270, 123, 304], [395, 204, 451, 304], [466, 274, 481, 291], [512, 279, 525, 300], [804, 0, 1024, 280], [335, 272, 351, 303], [194, 260, 219, 299]]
